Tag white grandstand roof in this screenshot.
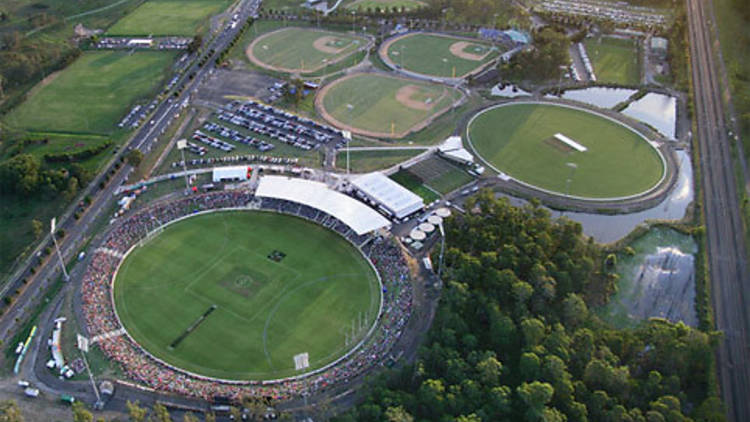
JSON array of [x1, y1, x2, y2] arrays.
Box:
[[351, 172, 424, 219], [438, 136, 474, 165], [256, 176, 391, 235]]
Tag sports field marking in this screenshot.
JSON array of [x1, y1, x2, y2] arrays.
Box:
[[313, 36, 354, 54], [466, 101, 666, 200], [246, 27, 369, 74], [261, 274, 361, 368], [114, 211, 380, 380], [396, 85, 437, 110], [316, 72, 462, 138], [449, 41, 491, 61], [379, 32, 500, 79]]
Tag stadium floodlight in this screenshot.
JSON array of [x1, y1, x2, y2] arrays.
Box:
[[50, 217, 70, 282], [78, 337, 102, 407]]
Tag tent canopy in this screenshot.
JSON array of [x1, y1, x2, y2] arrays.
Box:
[[351, 172, 424, 219]]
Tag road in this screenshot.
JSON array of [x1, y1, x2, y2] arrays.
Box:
[[686, 0, 750, 420], [0, 0, 262, 357]]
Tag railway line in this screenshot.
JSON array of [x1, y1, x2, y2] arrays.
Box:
[[686, 0, 750, 420]]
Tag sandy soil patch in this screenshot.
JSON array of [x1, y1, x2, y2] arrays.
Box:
[[395, 85, 439, 110], [313, 35, 349, 54], [449, 41, 490, 61]]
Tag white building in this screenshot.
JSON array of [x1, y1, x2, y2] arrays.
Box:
[[212, 166, 251, 182], [351, 172, 424, 219]]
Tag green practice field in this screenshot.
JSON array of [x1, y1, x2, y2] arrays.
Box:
[[4, 51, 174, 135], [346, 0, 426, 11], [335, 149, 422, 172], [467, 103, 664, 199], [583, 37, 641, 86], [247, 27, 367, 73], [318, 73, 461, 138], [382, 32, 500, 78], [114, 211, 380, 380], [106, 0, 231, 36]]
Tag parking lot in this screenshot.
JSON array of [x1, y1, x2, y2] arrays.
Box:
[[195, 69, 283, 104], [214, 100, 347, 151]]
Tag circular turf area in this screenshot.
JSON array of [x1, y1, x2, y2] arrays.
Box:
[[247, 27, 367, 74], [317, 72, 461, 138], [467, 102, 665, 199], [381, 32, 500, 79], [113, 211, 380, 381]]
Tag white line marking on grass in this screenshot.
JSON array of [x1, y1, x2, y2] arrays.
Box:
[[261, 274, 361, 370]]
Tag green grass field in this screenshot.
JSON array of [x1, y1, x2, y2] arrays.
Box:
[[467, 103, 664, 199], [248, 27, 367, 73], [346, 0, 426, 11], [4, 51, 174, 135], [114, 211, 380, 380], [583, 36, 641, 86], [389, 170, 440, 202], [384, 32, 499, 78], [319, 73, 461, 138], [335, 149, 422, 172], [106, 0, 231, 36], [407, 157, 474, 194]]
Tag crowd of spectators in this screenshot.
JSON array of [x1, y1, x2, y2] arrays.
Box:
[[80, 190, 413, 401]]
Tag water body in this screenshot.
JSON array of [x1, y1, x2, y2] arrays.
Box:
[[598, 228, 697, 328], [622, 93, 677, 139], [560, 151, 693, 243], [546, 87, 637, 109], [494, 151, 693, 243], [490, 84, 531, 98]]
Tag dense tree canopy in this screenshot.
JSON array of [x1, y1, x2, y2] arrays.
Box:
[[501, 27, 570, 82], [337, 191, 723, 422]]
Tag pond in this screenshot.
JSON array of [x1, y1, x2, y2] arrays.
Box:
[[546, 87, 637, 109], [597, 227, 697, 328], [560, 150, 693, 243], [622, 93, 677, 139]]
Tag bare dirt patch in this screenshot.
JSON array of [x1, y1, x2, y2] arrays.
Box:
[[449, 41, 490, 61], [395, 85, 439, 111], [313, 35, 348, 54]]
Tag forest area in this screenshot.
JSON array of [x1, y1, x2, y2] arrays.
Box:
[[336, 192, 724, 422]]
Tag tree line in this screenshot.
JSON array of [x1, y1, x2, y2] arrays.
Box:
[[336, 191, 724, 422]]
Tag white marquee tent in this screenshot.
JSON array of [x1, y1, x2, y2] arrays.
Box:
[[351, 172, 424, 219]]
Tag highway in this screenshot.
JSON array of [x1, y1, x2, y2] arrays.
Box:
[[686, 0, 750, 420]]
